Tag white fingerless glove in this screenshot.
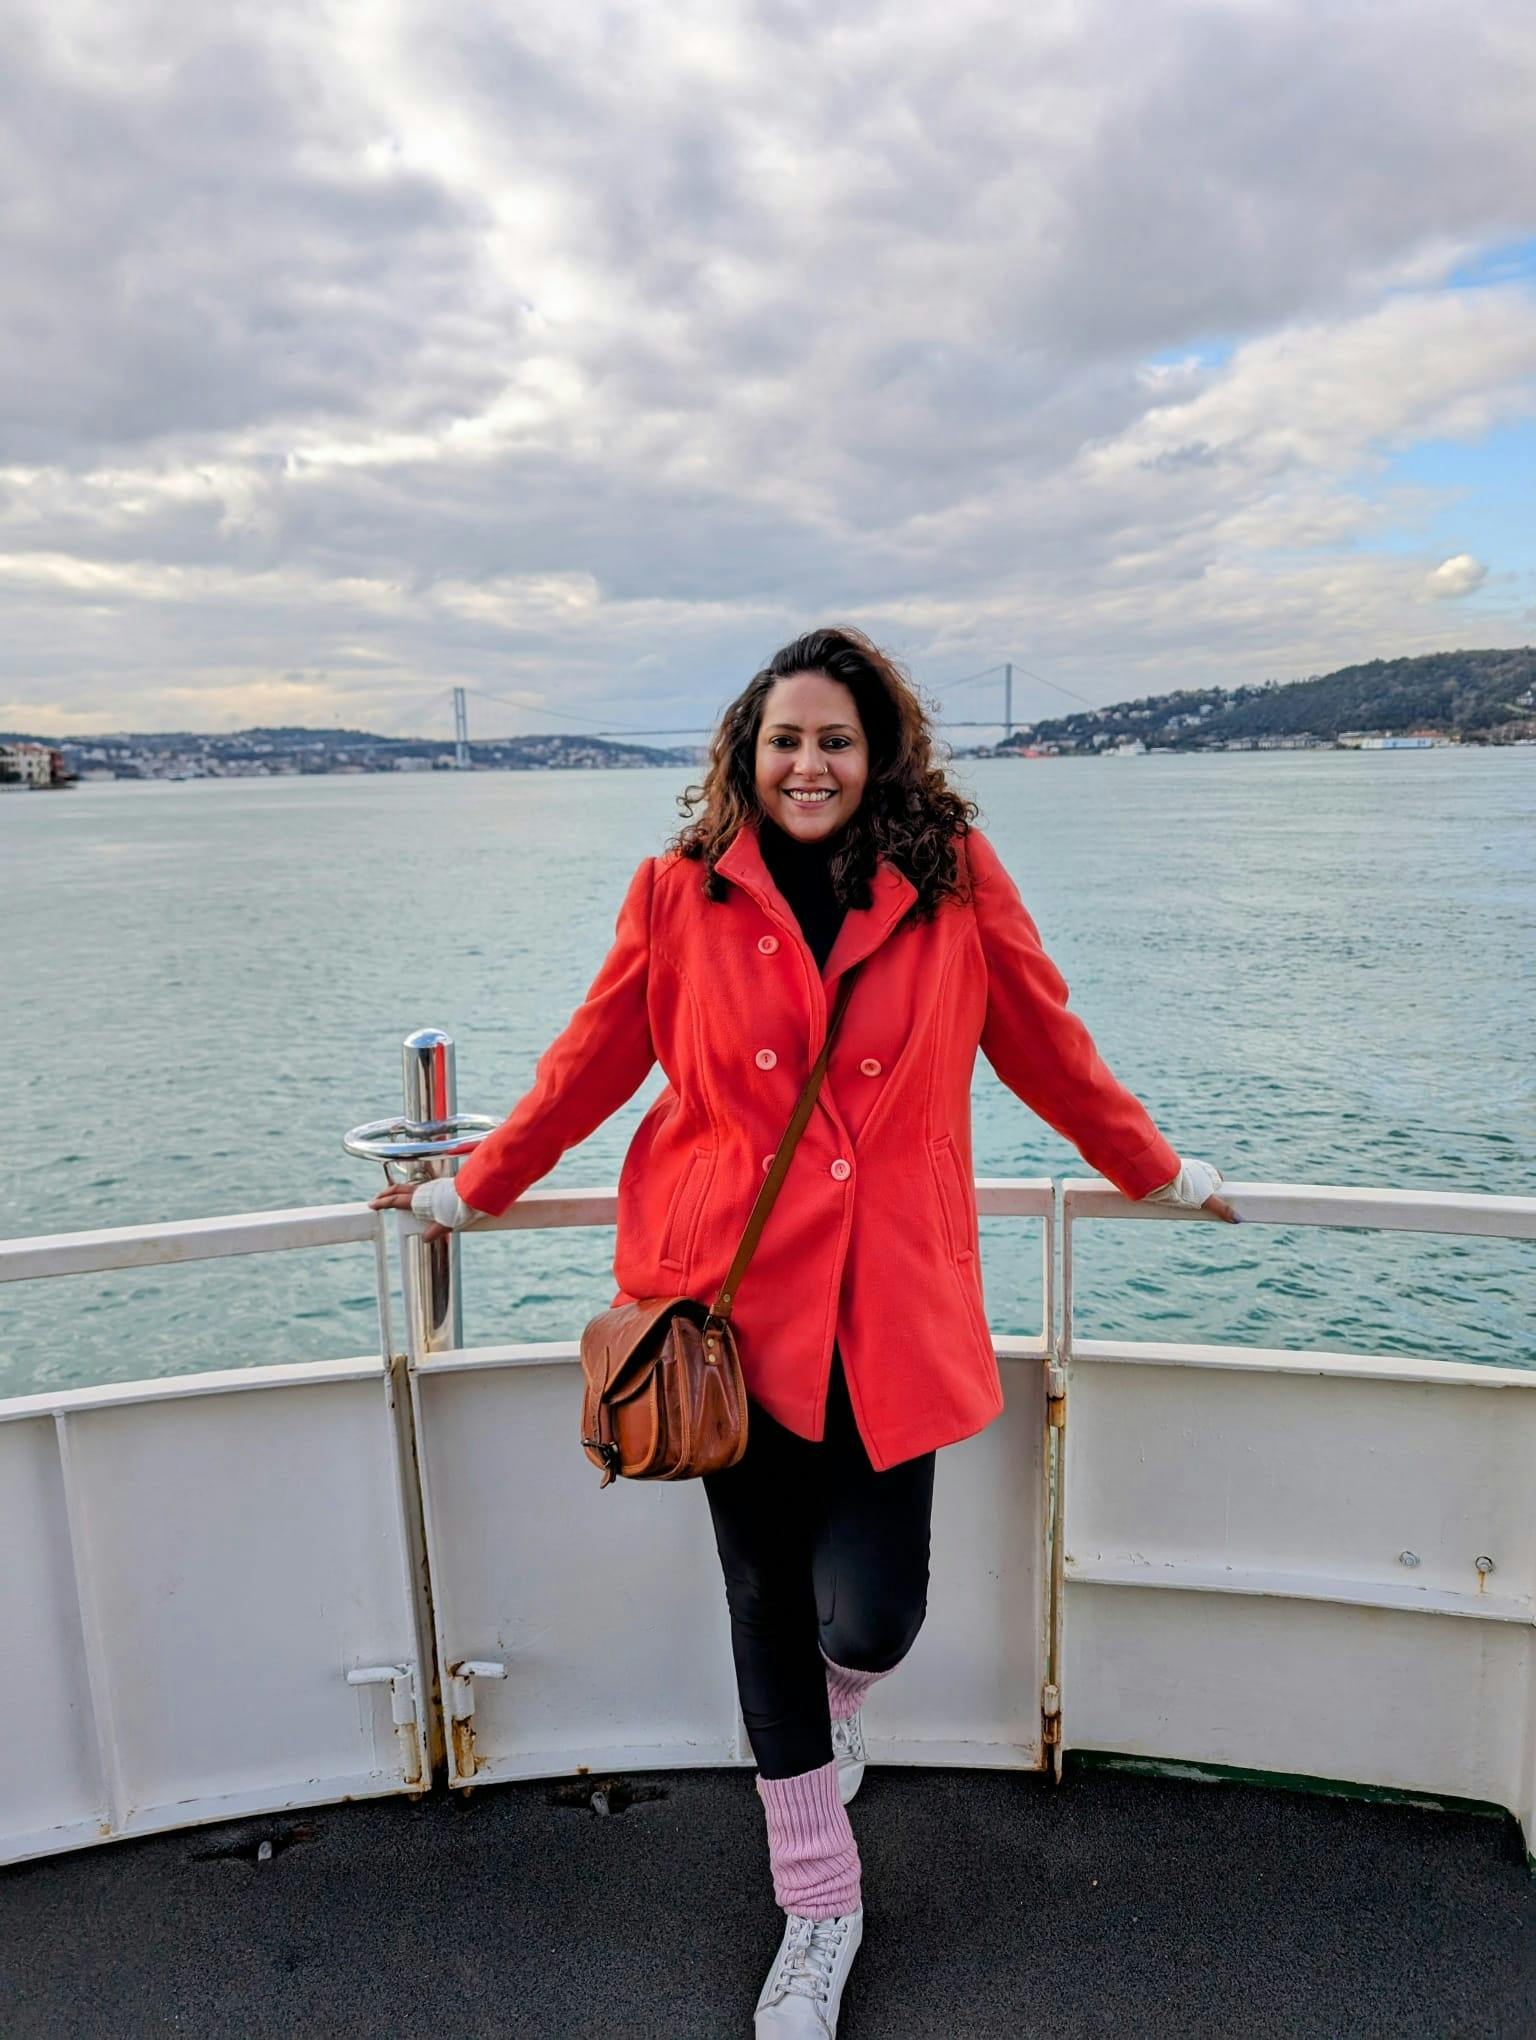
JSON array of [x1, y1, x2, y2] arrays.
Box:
[[409, 1177, 490, 1230], [1143, 1156, 1225, 1207]]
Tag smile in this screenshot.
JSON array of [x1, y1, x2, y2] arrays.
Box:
[[786, 789, 835, 804]]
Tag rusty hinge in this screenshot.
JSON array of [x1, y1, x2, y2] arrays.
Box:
[[347, 1663, 425, 1786], [1041, 1679, 1061, 1748], [447, 1659, 507, 1781]]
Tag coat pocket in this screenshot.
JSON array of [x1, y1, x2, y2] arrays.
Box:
[[930, 1136, 976, 1264], [659, 1148, 710, 1271]]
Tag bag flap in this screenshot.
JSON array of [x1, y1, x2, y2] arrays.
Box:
[[581, 1296, 706, 1399]]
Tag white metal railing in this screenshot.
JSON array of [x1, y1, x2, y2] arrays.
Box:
[[2, 1177, 1532, 1870], [1056, 1179, 1536, 1850], [0, 1205, 429, 1863], [399, 1182, 1055, 1789]]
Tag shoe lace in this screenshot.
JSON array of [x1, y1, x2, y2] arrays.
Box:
[[774, 1914, 850, 2002], [832, 1711, 865, 1764]]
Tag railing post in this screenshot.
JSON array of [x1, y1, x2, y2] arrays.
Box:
[[400, 1028, 463, 1354], [1046, 1180, 1069, 1782], [342, 1039, 494, 1361]]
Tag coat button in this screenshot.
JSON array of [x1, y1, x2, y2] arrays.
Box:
[[830, 1158, 852, 1181], [755, 1048, 777, 1070], [762, 1154, 775, 1173], [859, 1058, 882, 1077], [757, 935, 780, 955]]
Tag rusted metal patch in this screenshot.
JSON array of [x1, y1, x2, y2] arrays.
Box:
[[451, 1714, 480, 1778]]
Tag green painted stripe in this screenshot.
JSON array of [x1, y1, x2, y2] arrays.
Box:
[[1066, 1749, 1533, 1876]]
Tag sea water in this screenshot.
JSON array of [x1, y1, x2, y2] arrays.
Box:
[[2, 750, 1531, 1397]]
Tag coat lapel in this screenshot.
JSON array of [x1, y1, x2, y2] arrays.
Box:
[[821, 859, 916, 982], [714, 823, 917, 986]]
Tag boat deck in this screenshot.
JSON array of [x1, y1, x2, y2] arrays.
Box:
[[4, 1760, 1533, 2036]]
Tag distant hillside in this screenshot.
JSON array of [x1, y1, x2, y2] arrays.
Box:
[[0, 723, 385, 747], [0, 723, 698, 779], [997, 647, 1536, 753]]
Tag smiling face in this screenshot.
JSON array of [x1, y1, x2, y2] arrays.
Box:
[[753, 669, 869, 843]]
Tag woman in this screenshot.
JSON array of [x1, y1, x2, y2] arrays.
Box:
[[372, 626, 1235, 2037]]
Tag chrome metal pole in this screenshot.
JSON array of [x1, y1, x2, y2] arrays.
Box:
[[402, 1028, 462, 1353], [344, 1038, 494, 1359]]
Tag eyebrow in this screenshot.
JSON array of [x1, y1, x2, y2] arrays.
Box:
[[764, 721, 858, 734]]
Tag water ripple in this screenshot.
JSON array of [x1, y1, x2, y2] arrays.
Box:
[[3, 756, 1533, 1395]]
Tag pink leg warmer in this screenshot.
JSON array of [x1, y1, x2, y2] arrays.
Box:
[[822, 1647, 896, 1724], [755, 1759, 862, 1920]]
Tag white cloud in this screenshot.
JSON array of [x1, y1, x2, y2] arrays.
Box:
[[1084, 292, 1536, 485], [2, 0, 1535, 734], [1427, 553, 1490, 598]]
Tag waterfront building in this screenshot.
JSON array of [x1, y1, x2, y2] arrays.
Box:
[[0, 742, 60, 787]]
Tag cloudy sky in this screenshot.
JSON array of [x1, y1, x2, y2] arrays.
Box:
[[4, 0, 1535, 742]]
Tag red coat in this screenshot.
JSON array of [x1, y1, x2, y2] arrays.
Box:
[[456, 823, 1179, 1469]]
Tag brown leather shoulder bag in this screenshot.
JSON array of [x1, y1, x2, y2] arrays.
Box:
[[579, 965, 862, 1488]]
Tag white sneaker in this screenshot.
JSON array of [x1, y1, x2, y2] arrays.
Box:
[[754, 1906, 863, 2037], [830, 1710, 866, 1805]]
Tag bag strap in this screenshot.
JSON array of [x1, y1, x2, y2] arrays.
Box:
[[707, 964, 863, 1330]]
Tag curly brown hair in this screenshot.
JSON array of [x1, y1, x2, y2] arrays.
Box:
[[669, 626, 977, 924]]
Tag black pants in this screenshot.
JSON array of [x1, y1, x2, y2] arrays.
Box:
[[702, 1347, 937, 1780]]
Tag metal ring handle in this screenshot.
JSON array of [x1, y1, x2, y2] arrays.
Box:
[[341, 1112, 498, 1166]]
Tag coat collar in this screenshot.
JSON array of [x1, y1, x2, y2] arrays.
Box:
[[715, 821, 918, 984]]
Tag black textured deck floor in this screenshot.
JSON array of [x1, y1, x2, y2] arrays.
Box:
[[4, 1762, 1534, 2037]]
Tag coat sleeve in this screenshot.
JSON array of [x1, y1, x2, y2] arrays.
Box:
[[453, 856, 658, 1217], [969, 829, 1180, 1199]]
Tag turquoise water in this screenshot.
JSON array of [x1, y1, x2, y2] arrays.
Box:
[[2, 752, 1532, 1398]]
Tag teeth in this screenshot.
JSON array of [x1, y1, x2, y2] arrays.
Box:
[[787, 790, 833, 802]]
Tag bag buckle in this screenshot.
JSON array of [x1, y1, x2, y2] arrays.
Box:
[[581, 1434, 621, 1488]]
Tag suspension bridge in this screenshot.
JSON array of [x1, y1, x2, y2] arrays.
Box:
[[385, 662, 1102, 762]]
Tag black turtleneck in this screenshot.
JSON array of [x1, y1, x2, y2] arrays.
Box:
[[759, 817, 848, 971]]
